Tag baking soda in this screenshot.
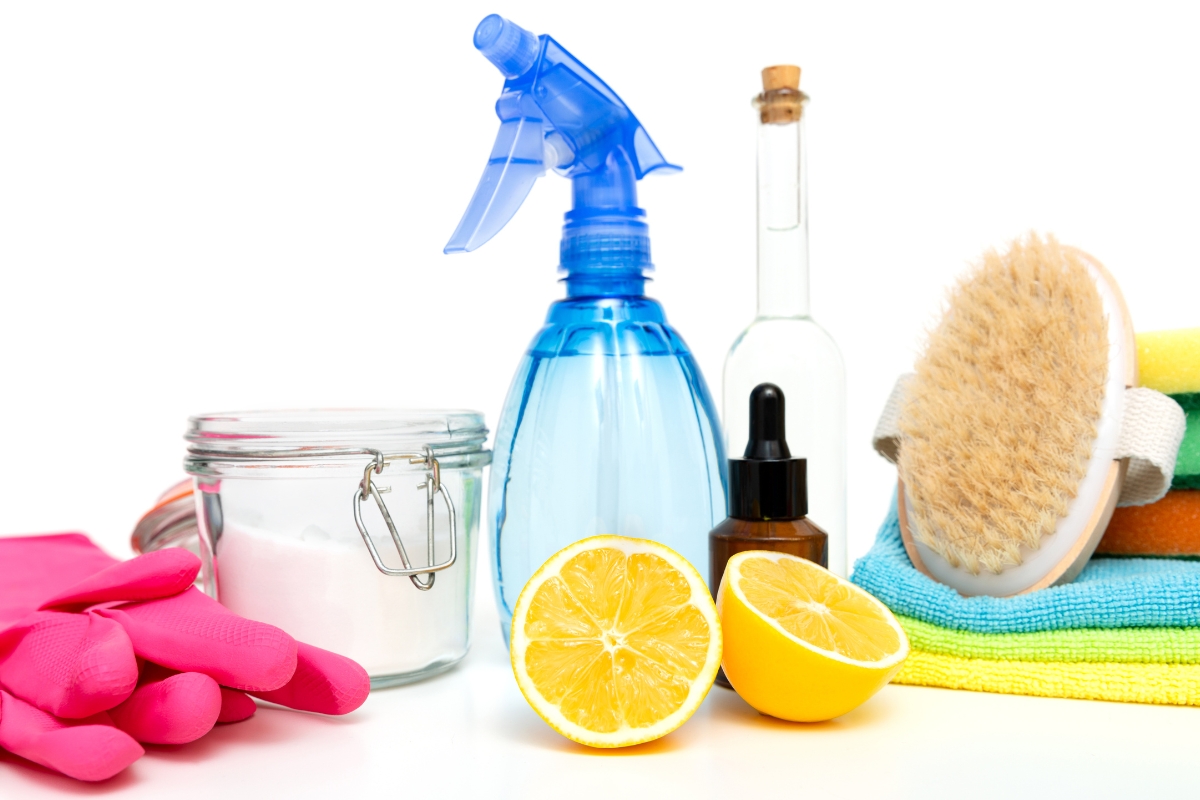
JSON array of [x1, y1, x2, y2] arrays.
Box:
[[217, 522, 473, 679]]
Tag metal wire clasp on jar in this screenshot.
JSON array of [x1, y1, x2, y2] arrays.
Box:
[[353, 448, 457, 590]]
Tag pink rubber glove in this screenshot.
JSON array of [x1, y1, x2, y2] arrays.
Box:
[[0, 534, 120, 626], [0, 534, 370, 779], [0, 547, 208, 719], [0, 690, 142, 782], [107, 665, 223, 745]]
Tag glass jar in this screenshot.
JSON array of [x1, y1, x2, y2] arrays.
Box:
[[174, 409, 490, 688]]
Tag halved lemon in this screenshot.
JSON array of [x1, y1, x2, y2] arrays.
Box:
[[718, 551, 908, 722], [510, 536, 722, 748]]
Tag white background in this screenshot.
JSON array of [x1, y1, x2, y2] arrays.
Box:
[[3, 3, 1200, 797], [2, 0, 1198, 563]]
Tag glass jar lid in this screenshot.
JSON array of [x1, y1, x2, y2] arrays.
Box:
[[184, 409, 490, 478]]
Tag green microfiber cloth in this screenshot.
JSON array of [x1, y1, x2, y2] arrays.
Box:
[[1176, 408, 1200, 489], [898, 614, 1200, 663]]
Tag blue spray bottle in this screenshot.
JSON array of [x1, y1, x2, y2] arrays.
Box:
[[446, 15, 726, 643]]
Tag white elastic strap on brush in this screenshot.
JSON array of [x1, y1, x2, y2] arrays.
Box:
[[1117, 387, 1188, 504], [872, 374, 1187, 507]]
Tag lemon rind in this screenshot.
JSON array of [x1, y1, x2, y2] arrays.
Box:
[[722, 550, 909, 671], [510, 535, 722, 748]]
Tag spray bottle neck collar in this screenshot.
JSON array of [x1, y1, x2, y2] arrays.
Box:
[[559, 147, 652, 283], [560, 210, 652, 279]]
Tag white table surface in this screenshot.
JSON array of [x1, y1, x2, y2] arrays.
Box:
[[3, 567, 1199, 800]]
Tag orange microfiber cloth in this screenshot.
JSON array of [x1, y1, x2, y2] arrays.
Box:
[[1097, 490, 1200, 557]]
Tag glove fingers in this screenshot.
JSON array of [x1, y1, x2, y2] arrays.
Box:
[[0, 611, 138, 719], [95, 588, 297, 692], [40, 549, 200, 613], [217, 688, 257, 724], [0, 690, 143, 782], [108, 670, 221, 745], [249, 642, 369, 715]]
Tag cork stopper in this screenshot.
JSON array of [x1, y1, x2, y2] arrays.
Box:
[[756, 64, 805, 124], [762, 65, 800, 92]]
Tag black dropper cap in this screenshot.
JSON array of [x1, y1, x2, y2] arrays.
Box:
[[728, 383, 807, 520]]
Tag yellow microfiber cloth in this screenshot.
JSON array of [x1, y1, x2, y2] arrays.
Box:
[[898, 614, 1200, 662], [1137, 327, 1200, 397], [895, 650, 1200, 706]]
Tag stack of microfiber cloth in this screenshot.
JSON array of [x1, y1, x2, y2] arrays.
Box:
[[1096, 328, 1200, 557], [851, 327, 1200, 706]]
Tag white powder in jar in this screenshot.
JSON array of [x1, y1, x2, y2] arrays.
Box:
[[216, 521, 473, 680]]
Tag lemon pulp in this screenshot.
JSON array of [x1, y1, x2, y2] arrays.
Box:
[[737, 555, 902, 662], [512, 536, 721, 747]]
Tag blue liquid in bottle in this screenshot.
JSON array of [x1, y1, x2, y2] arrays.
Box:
[[490, 282, 726, 642]]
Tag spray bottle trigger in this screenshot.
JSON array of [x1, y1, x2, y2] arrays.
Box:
[[444, 115, 546, 254]]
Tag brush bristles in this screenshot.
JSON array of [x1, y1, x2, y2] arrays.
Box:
[[898, 233, 1109, 574]]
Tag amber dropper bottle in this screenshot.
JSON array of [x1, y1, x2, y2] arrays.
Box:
[[710, 382, 828, 688]]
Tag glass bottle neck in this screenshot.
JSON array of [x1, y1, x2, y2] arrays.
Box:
[[756, 114, 809, 318]]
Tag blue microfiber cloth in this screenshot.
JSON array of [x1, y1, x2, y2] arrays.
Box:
[[850, 496, 1200, 633]]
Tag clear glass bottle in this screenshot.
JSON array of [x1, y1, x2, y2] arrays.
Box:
[[723, 66, 847, 575]]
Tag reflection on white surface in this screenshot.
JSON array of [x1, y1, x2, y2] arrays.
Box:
[[3, 550, 1198, 800]]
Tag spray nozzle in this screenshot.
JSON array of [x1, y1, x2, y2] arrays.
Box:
[[445, 14, 680, 272], [474, 14, 539, 80]]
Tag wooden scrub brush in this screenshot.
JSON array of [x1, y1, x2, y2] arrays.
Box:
[[873, 233, 1185, 596]]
